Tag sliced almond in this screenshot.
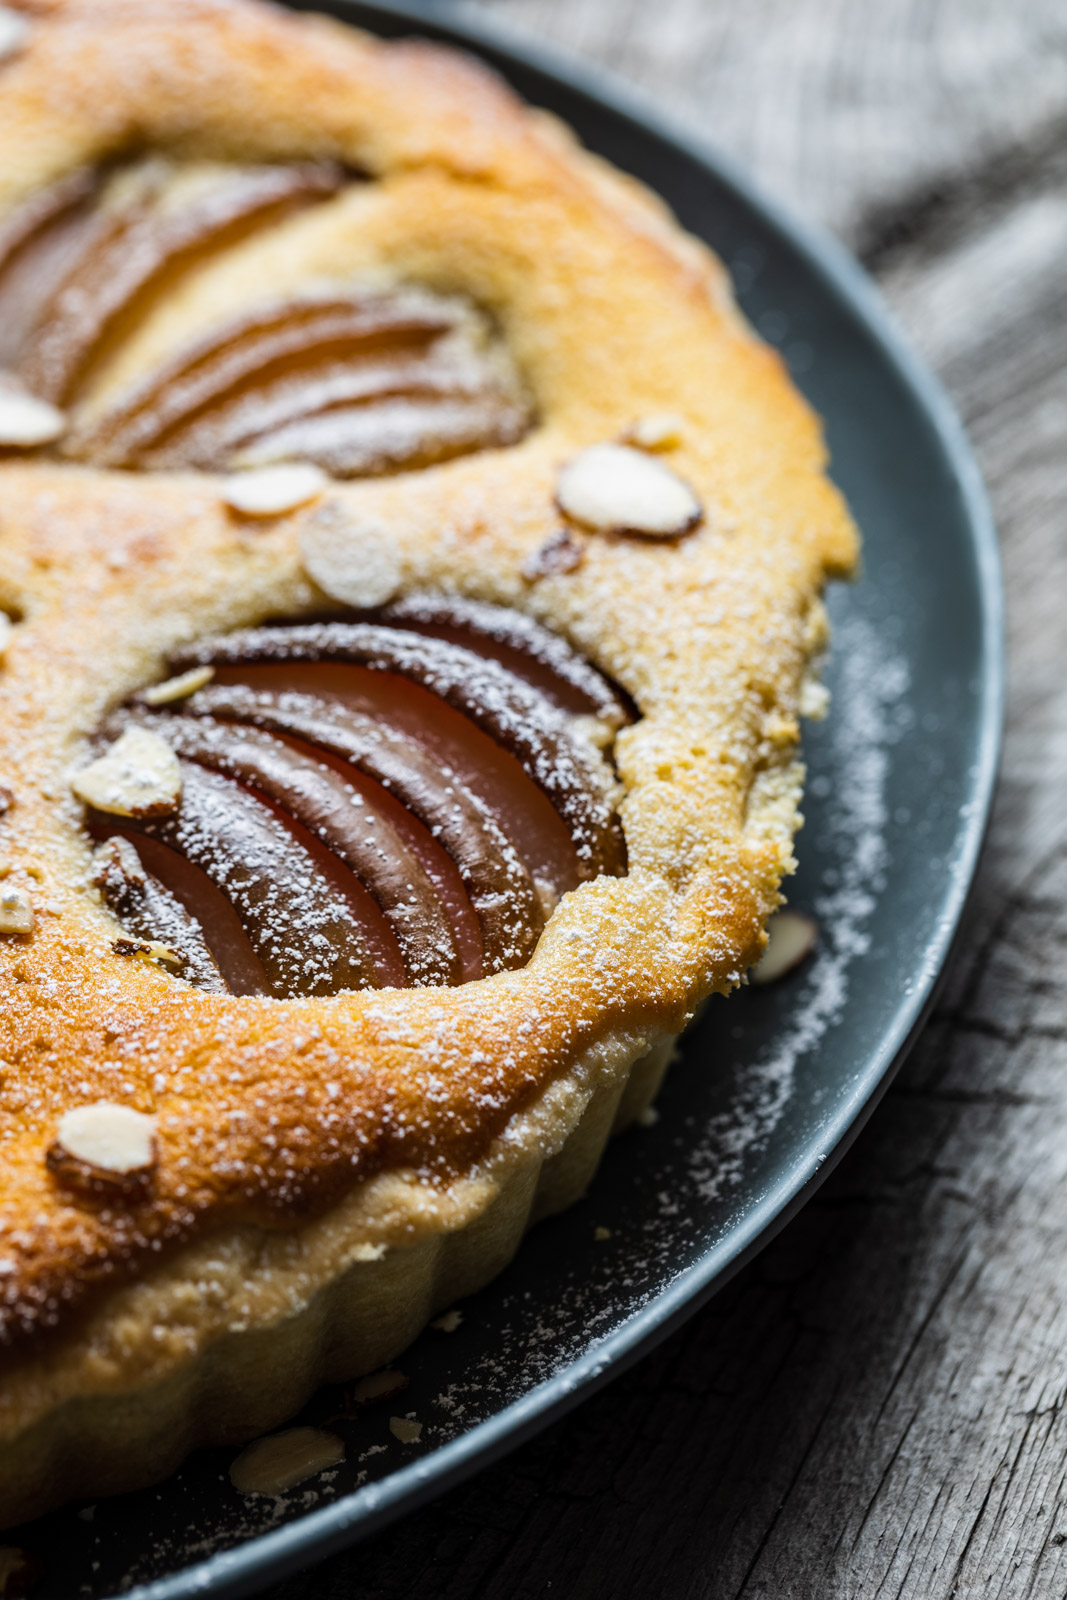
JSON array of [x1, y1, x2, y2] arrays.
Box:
[[750, 909, 818, 986], [301, 503, 402, 609], [623, 412, 685, 451], [222, 463, 327, 518], [522, 527, 585, 580], [0, 8, 30, 64], [0, 788, 11, 818], [431, 1310, 463, 1333], [53, 1102, 155, 1172], [0, 887, 33, 936], [389, 1416, 422, 1444], [348, 1369, 408, 1406], [0, 613, 12, 662], [48, 1102, 157, 1197], [0, 1545, 39, 1599], [556, 443, 702, 539], [799, 678, 830, 720], [140, 664, 215, 706], [112, 937, 183, 969], [0, 387, 65, 448], [71, 726, 181, 817], [229, 1427, 345, 1496], [146, 940, 183, 967]]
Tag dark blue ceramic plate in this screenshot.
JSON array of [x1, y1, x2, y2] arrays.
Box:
[[14, 6, 1002, 1595]]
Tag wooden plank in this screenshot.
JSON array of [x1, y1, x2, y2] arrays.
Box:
[[270, 3, 1067, 1596]]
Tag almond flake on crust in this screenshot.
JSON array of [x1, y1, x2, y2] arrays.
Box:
[[71, 726, 181, 817], [750, 909, 817, 985], [140, 665, 215, 706], [112, 937, 183, 969], [222, 463, 327, 518], [51, 1103, 156, 1177], [0, 386, 65, 448], [0, 614, 12, 663], [0, 887, 33, 936], [229, 1427, 345, 1496], [623, 412, 685, 451], [522, 527, 585, 579], [0, 8, 29, 64], [556, 443, 702, 539], [389, 1415, 422, 1444], [300, 503, 402, 608], [348, 1369, 409, 1406]]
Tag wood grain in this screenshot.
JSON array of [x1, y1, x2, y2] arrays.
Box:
[[269, 2, 1067, 1594]]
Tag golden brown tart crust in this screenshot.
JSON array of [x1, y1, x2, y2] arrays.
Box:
[[0, 0, 856, 1521]]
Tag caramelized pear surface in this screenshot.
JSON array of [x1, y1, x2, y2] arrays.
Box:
[[10, 162, 344, 404], [1, 158, 533, 474], [85, 603, 627, 998]]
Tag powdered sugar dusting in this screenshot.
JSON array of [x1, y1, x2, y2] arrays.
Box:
[[411, 613, 909, 1425], [684, 612, 909, 1201], [33, 611, 912, 1600]]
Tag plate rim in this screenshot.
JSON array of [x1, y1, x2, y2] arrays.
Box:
[[112, 4, 1006, 1594]]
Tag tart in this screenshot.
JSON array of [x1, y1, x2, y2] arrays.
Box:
[[0, 0, 857, 1527]]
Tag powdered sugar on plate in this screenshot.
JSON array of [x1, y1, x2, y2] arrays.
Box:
[[684, 611, 910, 1204]]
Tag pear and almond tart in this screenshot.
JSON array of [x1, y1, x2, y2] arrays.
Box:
[[0, 0, 855, 1525]]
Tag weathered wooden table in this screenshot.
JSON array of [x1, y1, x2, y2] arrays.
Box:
[[276, 2, 1067, 1593]]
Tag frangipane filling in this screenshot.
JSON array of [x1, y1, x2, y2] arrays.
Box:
[[85, 598, 629, 998], [0, 158, 533, 472]]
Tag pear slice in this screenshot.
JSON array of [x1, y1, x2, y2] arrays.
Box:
[[171, 624, 625, 880], [143, 351, 495, 470], [126, 762, 399, 997], [89, 602, 627, 996], [97, 828, 271, 998], [67, 296, 453, 465], [178, 656, 588, 900], [18, 162, 343, 404], [178, 683, 540, 975], [230, 392, 529, 478], [381, 594, 630, 723], [69, 288, 533, 477], [0, 167, 101, 368], [140, 714, 462, 988], [92, 834, 226, 993]]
